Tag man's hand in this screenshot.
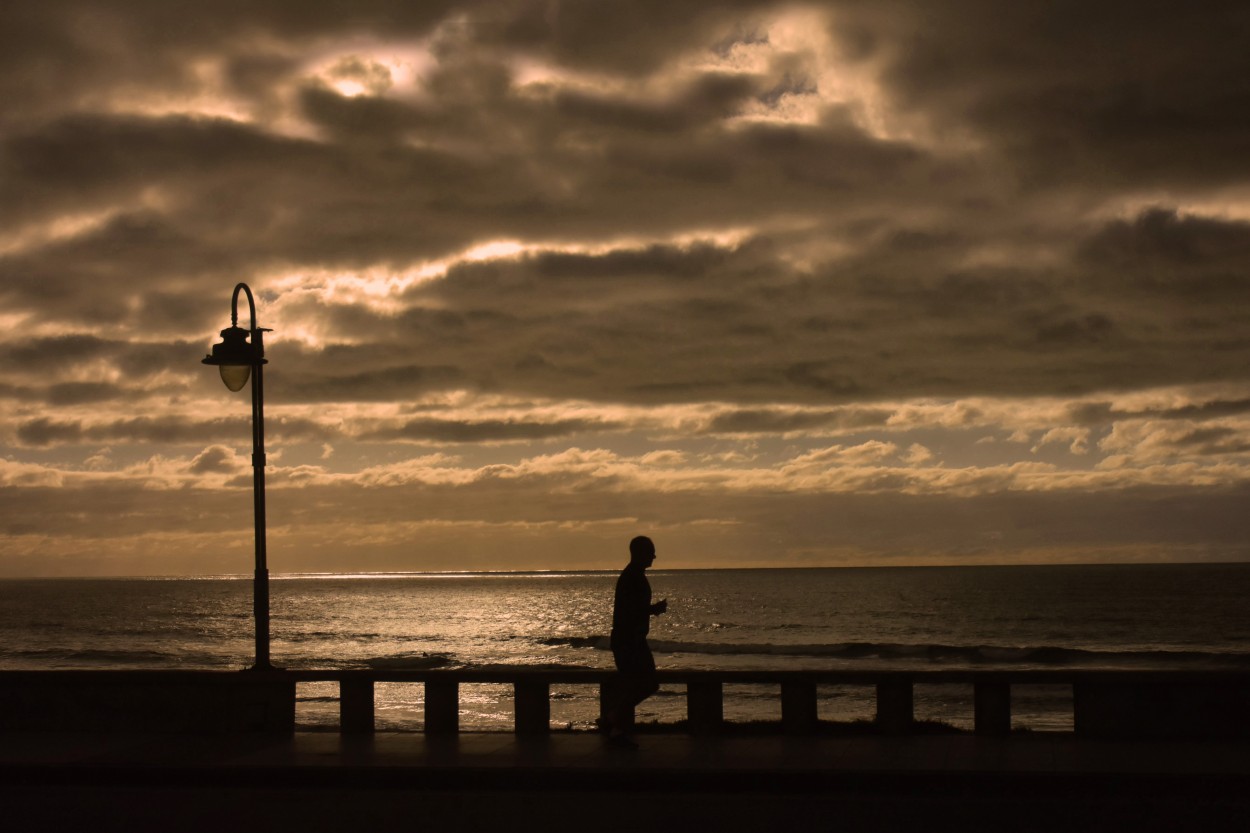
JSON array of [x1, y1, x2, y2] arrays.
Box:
[[650, 599, 668, 616]]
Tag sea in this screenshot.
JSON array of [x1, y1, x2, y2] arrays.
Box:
[[2, 563, 1249, 733]]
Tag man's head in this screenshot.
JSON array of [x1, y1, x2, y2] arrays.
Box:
[[629, 535, 656, 567]]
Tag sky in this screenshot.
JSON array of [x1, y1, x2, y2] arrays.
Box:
[[3, 1, 1250, 576]]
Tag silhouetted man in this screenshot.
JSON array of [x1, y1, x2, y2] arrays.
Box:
[[606, 535, 667, 747]]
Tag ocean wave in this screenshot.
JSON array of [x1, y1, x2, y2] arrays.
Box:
[[655, 640, 1250, 667], [360, 652, 456, 670], [538, 636, 609, 649], [284, 631, 386, 642], [0, 647, 229, 668], [536, 636, 1250, 668], [461, 661, 597, 673]]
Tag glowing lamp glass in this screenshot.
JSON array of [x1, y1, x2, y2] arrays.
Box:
[[219, 364, 251, 391]]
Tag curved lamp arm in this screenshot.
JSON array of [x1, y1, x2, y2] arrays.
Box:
[[231, 282, 258, 332]]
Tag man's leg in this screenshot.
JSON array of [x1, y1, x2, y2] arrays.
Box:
[[611, 645, 657, 734]]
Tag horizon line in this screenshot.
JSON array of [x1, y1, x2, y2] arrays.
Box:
[[4, 560, 1250, 581]]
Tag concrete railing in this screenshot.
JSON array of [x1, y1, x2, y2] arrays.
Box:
[[2, 669, 1249, 739], [288, 668, 1250, 739]]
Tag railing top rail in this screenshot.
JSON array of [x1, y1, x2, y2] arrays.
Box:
[[3, 668, 1249, 685], [255, 668, 1250, 685]]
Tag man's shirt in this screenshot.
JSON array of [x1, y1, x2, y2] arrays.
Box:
[[611, 562, 651, 648]]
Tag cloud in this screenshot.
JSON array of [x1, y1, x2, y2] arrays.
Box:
[[279, 361, 468, 403], [0, 459, 64, 488], [902, 443, 932, 465], [13, 415, 328, 448], [834, 1, 1250, 186], [189, 444, 244, 474], [553, 72, 761, 133], [1031, 427, 1091, 456], [1100, 419, 1250, 463], [479, 0, 781, 77], [361, 416, 621, 443], [702, 406, 892, 435]]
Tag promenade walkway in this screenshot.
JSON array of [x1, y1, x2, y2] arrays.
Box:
[[3, 730, 1249, 832]]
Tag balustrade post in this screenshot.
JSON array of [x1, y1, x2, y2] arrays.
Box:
[[974, 681, 1012, 736], [424, 678, 459, 735], [340, 678, 374, 734], [514, 679, 550, 735], [687, 679, 723, 735], [876, 678, 913, 734], [781, 680, 819, 734]]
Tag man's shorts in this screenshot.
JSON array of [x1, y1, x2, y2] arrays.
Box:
[[612, 643, 656, 674]]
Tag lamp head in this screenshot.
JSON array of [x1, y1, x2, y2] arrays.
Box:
[[202, 325, 263, 391]]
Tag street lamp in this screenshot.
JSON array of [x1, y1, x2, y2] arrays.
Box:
[[202, 282, 275, 671]]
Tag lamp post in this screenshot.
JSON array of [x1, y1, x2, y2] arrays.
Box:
[[202, 282, 275, 671]]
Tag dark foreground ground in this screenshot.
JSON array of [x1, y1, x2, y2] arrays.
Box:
[[3, 730, 1249, 833]]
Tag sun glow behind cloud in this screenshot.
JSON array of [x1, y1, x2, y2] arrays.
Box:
[[312, 43, 433, 99]]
